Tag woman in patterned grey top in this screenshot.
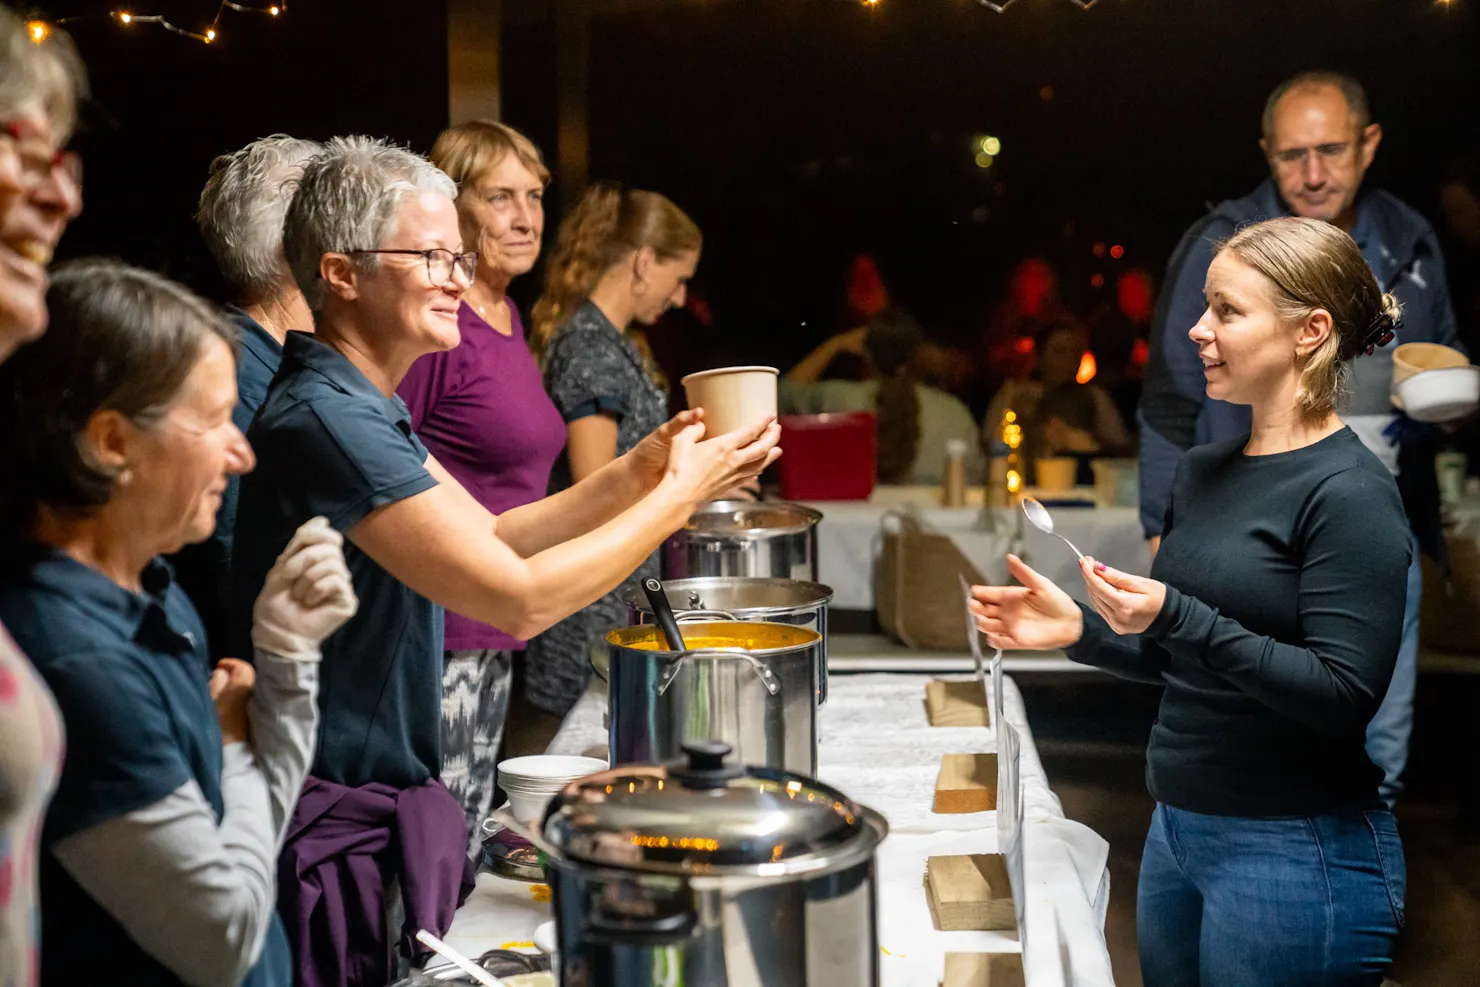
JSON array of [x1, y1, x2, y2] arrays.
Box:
[[525, 182, 701, 717]]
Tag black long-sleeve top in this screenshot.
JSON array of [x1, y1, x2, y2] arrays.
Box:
[[1069, 427, 1411, 817]]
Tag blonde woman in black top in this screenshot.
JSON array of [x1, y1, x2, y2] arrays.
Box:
[[972, 217, 1409, 987]]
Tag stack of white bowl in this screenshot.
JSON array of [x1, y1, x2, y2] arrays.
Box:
[[496, 754, 608, 824]]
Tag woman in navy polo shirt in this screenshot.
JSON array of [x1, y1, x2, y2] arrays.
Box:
[[234, 137, 779, 982], [0, 260, 358, 987]]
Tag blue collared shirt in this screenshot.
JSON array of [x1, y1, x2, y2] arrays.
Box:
[[169, 306, 285, 661], [0, 547, 290, 986], [233, 331, 442, 789]]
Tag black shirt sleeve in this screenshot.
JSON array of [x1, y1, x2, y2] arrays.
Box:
[[1143, 467, 1410, 738]]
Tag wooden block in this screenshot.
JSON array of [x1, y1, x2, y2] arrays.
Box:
[[925, 854, 1015, 932], [925, 680, 992, 727], [933, 752, 998, 813], [940, 952, 1025, 987]]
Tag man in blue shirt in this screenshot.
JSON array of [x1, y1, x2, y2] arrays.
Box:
[[170, 135, 321, 661], [1140, 71, 1459, 805]]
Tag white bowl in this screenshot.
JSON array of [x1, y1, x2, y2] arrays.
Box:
[[504, 788, 559, 825], [497, 755, 607, 786], [1392, 366, 1480, 423]]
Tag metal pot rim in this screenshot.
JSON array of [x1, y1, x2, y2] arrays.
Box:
[[677, 500, 823, 538], [621, 576, 835, 615], [546, 806, 890, 881], [605, 620, 821, 657]]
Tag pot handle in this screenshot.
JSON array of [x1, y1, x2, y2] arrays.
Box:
[[655, 648, 781, 697], [674, 609, 739, 622]]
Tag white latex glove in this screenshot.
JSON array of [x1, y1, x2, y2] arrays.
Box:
[[251, 516, 358, 662]]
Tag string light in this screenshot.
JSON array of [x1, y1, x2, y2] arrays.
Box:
[[972, 0, 1104, 10], [34, 1, 288, 46]]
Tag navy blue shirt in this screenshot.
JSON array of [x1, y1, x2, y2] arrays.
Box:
[[234, 331, 442, 789], [0, 547, 290, 987], [169, 306, 285, 661]]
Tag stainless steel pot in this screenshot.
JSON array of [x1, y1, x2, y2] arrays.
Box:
[[605, 621, 819, 776], [621, 577, 835, 706], [662, 500, 823, 583], [499, 741, 887, 987]]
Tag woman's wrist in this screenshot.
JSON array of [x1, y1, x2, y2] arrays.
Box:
[[649, 474, 701, 527]]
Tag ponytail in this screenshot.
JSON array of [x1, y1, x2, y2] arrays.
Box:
[[875, 371, 921, 483], [530, 181, 623, 360], [531, 181, 703, 363], [866, 308, 926, 484]]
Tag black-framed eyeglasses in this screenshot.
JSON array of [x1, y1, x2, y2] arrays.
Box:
[[1, 120, 81, 192], [1270, 142, 1354, 167], [345, 247, 477, 286]]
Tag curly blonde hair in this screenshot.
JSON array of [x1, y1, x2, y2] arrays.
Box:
[[530, 181, 700, 360]]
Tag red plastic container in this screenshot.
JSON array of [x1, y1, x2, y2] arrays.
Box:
[[776, 412, 878, 501]]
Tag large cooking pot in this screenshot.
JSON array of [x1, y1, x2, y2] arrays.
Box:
[[661, 500, 822, 583], [605, 621, 819, 776], [621, 576, 834, 706], [499, 740, 887, 987]]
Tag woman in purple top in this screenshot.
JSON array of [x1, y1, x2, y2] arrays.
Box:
[[397, 121, 565, 850]]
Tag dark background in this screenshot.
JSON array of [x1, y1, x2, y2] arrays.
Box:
[[46, 0, 1480, 368]]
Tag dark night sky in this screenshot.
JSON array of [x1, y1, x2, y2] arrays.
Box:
[[45, 0, 1480, 369]]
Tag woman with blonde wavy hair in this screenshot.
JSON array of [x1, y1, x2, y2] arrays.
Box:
[[520, 181, 700, 735], [972, 216, 1410, 987]]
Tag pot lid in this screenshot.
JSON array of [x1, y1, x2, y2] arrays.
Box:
[[619, 577, 834, 616], [541, 742, 884, 876], [679, 500, 822, 538]]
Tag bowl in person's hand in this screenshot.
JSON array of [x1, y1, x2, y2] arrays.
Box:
[[1392, 366, 1480, 423], [681, 366, 779, 437], [1392, 343, 1468, 402]]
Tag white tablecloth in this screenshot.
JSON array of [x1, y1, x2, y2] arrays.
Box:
[[807, 499, 1150, 611], [445, 674, 1115, 987]]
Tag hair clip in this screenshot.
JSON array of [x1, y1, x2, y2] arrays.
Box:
[[1361, 313, 1399, 356]]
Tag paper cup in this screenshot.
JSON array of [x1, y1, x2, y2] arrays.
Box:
[[1035, 457, 1077, 492], [681, 366, 779, 437]]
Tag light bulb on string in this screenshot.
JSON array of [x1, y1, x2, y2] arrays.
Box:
[[55, 1, 285, 45]]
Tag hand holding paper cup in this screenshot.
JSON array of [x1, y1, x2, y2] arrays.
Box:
[[681, 366, 779, 437]]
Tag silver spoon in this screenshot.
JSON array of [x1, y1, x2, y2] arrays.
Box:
[[1021, 496, 1084, 560]]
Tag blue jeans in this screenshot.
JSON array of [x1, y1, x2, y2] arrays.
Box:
[[1365, 532, 1421, 806], [1137, 803, 1405, 987]]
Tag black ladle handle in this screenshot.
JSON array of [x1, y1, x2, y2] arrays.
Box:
[[643, 578, 687, 652]]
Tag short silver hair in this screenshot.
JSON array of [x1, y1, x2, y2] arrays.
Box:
[[282, 135, 457, 311], [197, 134, 321, 302]]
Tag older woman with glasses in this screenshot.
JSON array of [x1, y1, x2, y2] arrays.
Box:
[[234, 136, 779, 985], [172, 135, 322, 662], [0, 260, 357, 987], [395, 121, 566, 852], [0, 8, 84, 986]]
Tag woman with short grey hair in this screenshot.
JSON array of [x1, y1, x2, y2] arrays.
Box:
[[172, 135, 322, 661], [235, 135, 778, 981]]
